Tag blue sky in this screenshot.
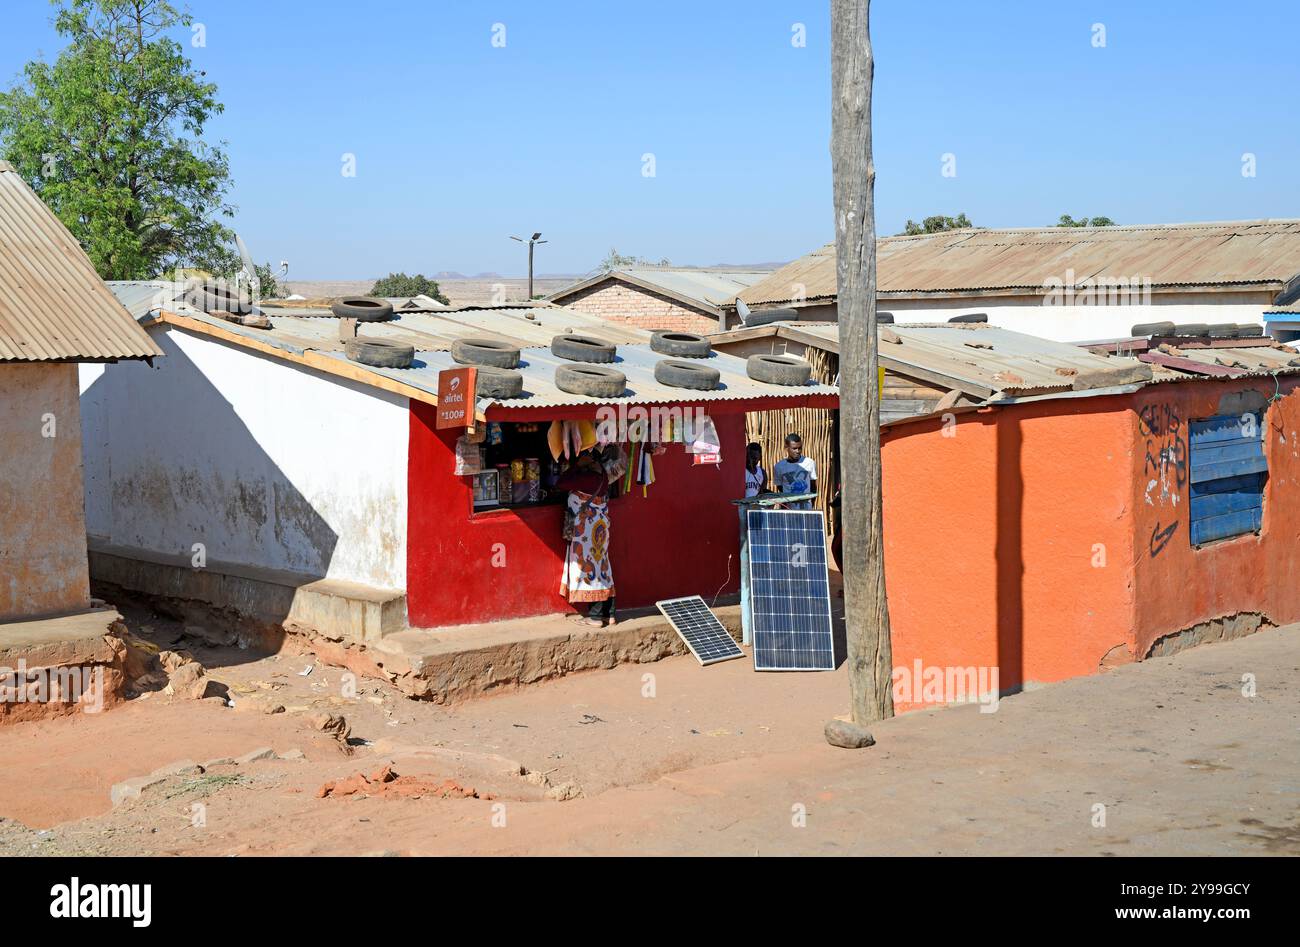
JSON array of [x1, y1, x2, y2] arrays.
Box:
[[2, 0, 1297, 279]]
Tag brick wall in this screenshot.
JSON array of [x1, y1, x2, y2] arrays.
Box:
[[559, 279, 719, 334]]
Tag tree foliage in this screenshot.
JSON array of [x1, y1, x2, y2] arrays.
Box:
[[0, 0, 235, 279], [899, 213, 974, 235], [598, 248, 671, 272], [368, 272, 450, 303], [1057, 214, 1116, 228]]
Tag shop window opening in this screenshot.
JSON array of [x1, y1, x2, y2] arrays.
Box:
[[1189, 411, 1266, 545]]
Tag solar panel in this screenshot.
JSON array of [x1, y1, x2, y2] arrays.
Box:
[[656, 596, 745, 666], [746, 508, 835, 671]]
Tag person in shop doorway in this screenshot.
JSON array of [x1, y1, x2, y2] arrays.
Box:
[[773, 432, 817, 510], [556, 450, 616, 627], [744, 441, 767, 497]]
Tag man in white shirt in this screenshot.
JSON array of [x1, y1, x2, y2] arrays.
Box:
[[772, 433, 817, 510]]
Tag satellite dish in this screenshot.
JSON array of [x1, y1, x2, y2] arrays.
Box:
[[736, 298, 752, 323], [233, 233, 262, 308]]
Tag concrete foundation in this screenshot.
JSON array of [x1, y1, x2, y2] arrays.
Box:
[[0, 608, 127, 724], [89, 543, 406, 641]]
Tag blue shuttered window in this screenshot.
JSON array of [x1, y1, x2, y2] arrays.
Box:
[[1189, 412, 1266, 545]]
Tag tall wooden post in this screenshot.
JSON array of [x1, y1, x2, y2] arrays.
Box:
[[831, 0, 894, 727]]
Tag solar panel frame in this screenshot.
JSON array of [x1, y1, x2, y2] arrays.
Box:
[[656, 596, 745, 666], [746, 508, 836, 671]]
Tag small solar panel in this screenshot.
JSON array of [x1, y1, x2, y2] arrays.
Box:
[[656, 596, 745, 666], [746, 508, 835, 671]]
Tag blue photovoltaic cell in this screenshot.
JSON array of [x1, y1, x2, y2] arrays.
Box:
[[746, 508, 835, 671], [656, 596, 745, 666]]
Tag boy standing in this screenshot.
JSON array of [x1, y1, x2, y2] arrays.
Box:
[[773, 433, 817, 510], [744, 442, 767, 497]]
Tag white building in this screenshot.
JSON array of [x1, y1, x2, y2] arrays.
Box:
[[728, 220, 1300, 341]]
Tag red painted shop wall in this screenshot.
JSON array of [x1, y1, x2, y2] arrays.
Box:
[[1131, 378, 1300, 660], [879, 397, 1138, 712], [406, 403, 747, 627]]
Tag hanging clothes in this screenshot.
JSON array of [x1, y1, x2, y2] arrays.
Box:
[[559, 489, 615, 604]]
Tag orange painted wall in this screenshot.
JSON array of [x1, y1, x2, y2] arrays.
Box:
[[1130, 378, 1300, 657], [878, 377, 1300, 714], [880, 396, 1137, 713]]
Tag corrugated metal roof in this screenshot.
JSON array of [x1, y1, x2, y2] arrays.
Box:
[[157, 309, 836, 411], [0, 163, 163, 362], [235, 304, 655, 351], [738, 220, 1300, 307], [552, 267, 771, 315], [334, 344, 839, 412], [713, 321, 1153, 398]]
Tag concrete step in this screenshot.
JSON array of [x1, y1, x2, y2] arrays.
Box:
[[371, 603, 744, 704]]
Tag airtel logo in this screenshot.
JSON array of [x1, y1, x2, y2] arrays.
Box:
[[449, 377, 461, 391]]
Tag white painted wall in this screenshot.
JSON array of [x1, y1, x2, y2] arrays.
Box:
[[79, 327, 409, 590]]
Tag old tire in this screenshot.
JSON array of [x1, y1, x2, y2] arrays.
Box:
[[332, 297, 394, 322], [475, 367, 524, 399], [743, 307, 801, 328], [877, 311, 895, 324], [650, 331, 712, 358], [654, 359, 720, 390], [1130, 321, 1176, 337], [190, 282, 253, 315], [1207, 323, 1238, 338], [948, 312, 988, 324], [746, 354, 812, 386], [555, 364, 626, 398], [1173, 323, 1209, 336], [344, 339, 414, 369], [451, 337, 521, 369], [1235, 323, 1264, 337], [550, 334, 616, 363]]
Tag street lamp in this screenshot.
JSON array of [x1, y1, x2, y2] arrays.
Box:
[[510, 232, 548, 300]]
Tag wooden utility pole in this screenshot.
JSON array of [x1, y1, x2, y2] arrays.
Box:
[[830, 0, 894, 731]]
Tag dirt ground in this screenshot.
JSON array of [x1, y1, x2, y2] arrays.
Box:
[[0, 601, 1295, 856]]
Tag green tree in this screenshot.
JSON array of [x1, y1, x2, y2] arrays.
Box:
[[253, 262, 290, 300], [368, 273, 450, 303], [0, 0, 235, 279], [597, 248, 671, 272], [1057, 214, 1116, 227], [899, 213, 974, 235]]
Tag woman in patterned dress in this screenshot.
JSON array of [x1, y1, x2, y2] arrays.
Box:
[[556, 451, 616, 626]]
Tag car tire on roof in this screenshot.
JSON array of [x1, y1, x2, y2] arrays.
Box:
[[550, 334, 616, 363], [654, 359, 720, 390], [1235, 323, 1264, 337], [475, 366, 524, 399], [948, 312, 988, 324], [742, 307, 801, 328], [746, 354, 813, 386], [331, 297, 395, 322], [1130, 321, 1176, 337], [650, 331, 712, 358], [1173, 323, 1209, 336], [344, 338, 414, 369], [555, 364, 626, 399], [1207, 323, 1238, 338], [191, 281, 253, 316], [877, 311, 895, 324], [451, 337, 521, 369]]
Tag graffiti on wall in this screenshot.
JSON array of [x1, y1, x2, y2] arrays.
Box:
[[1139, 402, 1187, 557]]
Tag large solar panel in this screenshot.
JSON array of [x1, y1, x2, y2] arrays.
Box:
[[746, 509, 835, 671], [656, 596, 745, 666]]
